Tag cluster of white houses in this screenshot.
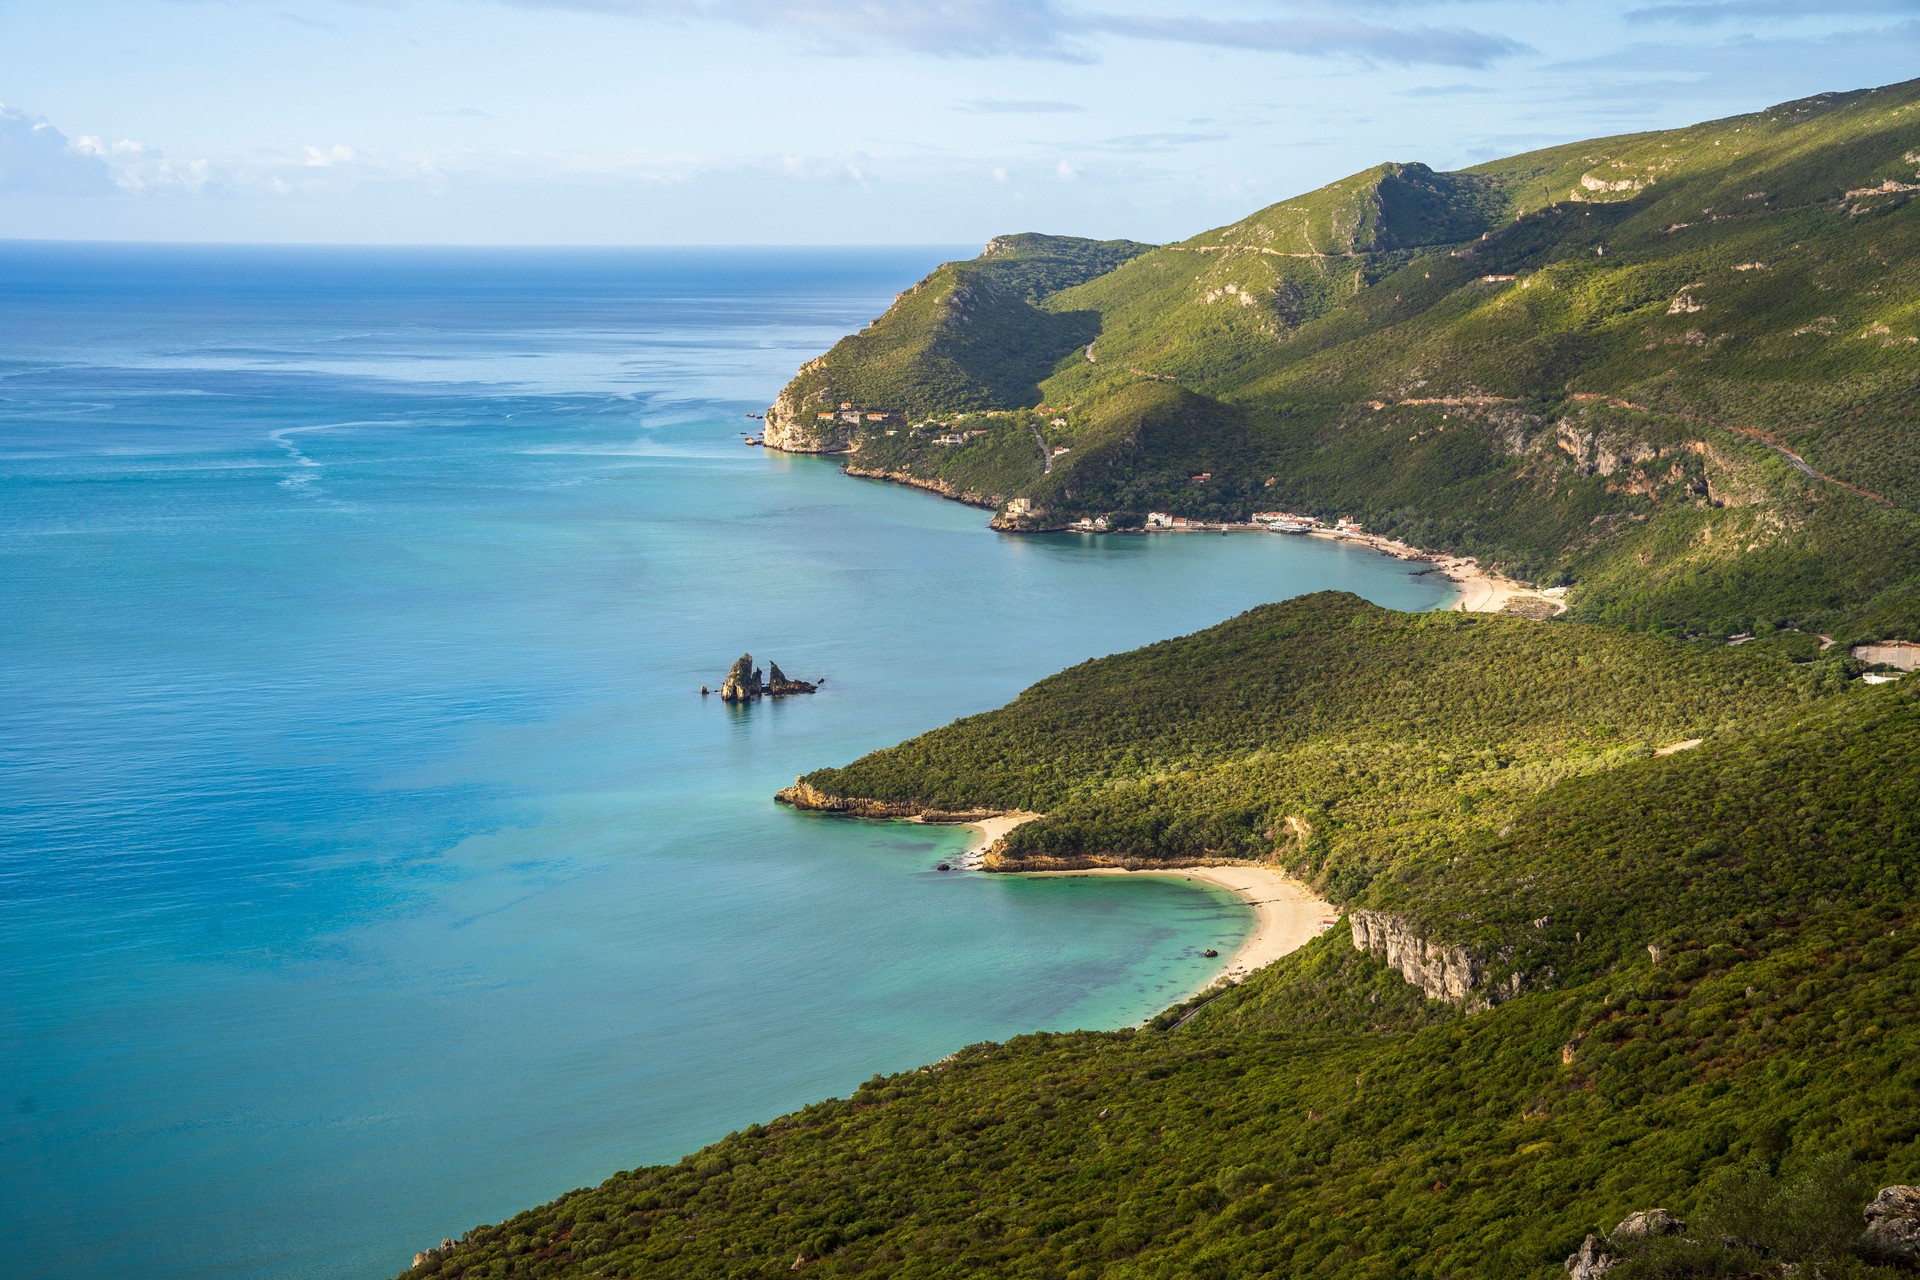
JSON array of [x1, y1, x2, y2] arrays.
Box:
[[1134, 511, 1364, 534], [1047, 510, 1369, 535], [815, 401, 897, 427]]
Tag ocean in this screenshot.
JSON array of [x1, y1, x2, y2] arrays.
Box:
[[0, 242, 1454, 1279]]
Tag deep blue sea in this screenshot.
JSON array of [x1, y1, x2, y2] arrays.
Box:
[[0, 242, 1454, 1280]]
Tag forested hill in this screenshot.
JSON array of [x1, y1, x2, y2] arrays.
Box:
[[392, 81, 1920, 1280], [781, 592, 1842, 884], [764, 79, 1920, 641], [406, 597, 1920, 1280]]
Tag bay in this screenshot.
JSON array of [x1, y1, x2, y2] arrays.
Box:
[[0, 243, 1453, 1279]]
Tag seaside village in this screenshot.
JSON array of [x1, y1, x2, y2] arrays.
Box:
[[782, 400, 1381, 541]]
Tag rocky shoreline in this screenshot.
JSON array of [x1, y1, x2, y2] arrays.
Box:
[[840, 465, 999, 510], [774, 779, 1008, 825]]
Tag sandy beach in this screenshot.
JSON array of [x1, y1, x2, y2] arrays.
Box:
[[959, 809, 1337, 985], [1097, 519, 1566, 617], [1072, 863, 1338, 982], [1121, 867, 1344, 990], [1306, 529, 1567, 617], [1437, 557, 1566, 615], [953, 812, 1044, 869]]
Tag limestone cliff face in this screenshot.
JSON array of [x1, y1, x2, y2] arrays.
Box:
[[763, 359, 856, 454], [1349, 909, 1523, 1011]]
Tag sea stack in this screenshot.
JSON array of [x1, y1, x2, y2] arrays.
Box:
[[718, 654, 763, 702], [766, 662, 818, 696], [718, 654, 818, 702]]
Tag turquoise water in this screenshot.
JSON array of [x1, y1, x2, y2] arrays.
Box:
[[0, 243, 1454, 1280]]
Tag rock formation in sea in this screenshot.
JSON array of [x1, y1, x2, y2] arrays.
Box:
[[718, 654, 818, 702], [766, 662, 817, 696], [719, 654, 763, 702]]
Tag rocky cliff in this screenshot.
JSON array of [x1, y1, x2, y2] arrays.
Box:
[[766, 663, 817, 696], [762, 359, 856, 454], [1349, 909, 1523, 1011]]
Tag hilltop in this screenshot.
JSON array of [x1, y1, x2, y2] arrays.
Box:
[[765, 80, 1920, 641]]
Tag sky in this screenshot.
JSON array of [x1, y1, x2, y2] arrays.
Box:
[[0, 0, 1917, 245]]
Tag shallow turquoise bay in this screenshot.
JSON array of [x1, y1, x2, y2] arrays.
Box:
[[0, 244, 1453, 1279]]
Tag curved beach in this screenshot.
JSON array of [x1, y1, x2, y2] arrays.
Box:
[[960, 817, 1337, 988]]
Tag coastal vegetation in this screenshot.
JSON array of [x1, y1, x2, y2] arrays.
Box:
[[403, 80, 1920, 1280], [791, 592, 1840, 878], [765, 233, 1151, 444]]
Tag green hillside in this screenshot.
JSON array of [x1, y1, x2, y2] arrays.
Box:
[[405, 598, 1920, 1280], [785, 593, 1835, 878], [761, 233, 1152, 454], [765, 80, 1920, 640], [395, 81, 1920, 1280]]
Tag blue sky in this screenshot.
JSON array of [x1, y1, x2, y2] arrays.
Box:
[[1, 0, 1916, 244]]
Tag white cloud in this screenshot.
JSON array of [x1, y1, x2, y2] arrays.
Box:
[[1091, 12, 1530, 67], [302, 143, 360, 167], [772, 151, 870, 184], [484, 0, 1530, 65], [501, 0, 1095, 58], [0, 106, 116, 195]]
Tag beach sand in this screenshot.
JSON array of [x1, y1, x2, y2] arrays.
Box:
[[953, 812, 1043, 870], [1308, 529, 1567, 616], [1108, 520, 1566, 617], [1049, 864, 1339, 983], [1438, 557, 1565, 616]]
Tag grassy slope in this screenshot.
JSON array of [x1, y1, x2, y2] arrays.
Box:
[[408, 676, 1920, 1280], [767, 234, 1152, 439], [770, 80, 1920, 639]]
